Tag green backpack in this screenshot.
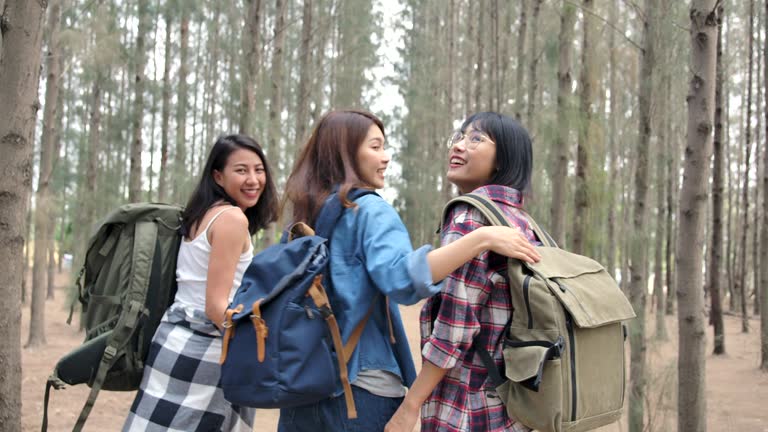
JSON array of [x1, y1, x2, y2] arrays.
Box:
[[42, 203, 183, 432], [443, 194, 636, 432]]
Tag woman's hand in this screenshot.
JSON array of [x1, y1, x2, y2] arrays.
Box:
[[385, 402, 420, 432], [479, 225, 541, 263]]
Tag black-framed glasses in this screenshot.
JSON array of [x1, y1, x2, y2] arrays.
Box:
[[446, 130, 494, 150]]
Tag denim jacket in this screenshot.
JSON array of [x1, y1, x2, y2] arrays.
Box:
[[327, 193, 444, 394]]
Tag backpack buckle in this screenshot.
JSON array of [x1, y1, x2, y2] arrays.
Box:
[[103, 345, 117, 360]]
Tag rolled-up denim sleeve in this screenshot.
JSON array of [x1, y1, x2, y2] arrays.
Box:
[[357, 197, 444, 305]]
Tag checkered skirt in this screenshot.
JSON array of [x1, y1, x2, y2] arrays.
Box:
[[123, 305, 255, 431]]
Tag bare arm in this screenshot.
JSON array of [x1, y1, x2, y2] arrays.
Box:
[[384, 361, 449, 432], [426, 225, 540, 282], [204, 210, 250, 330]]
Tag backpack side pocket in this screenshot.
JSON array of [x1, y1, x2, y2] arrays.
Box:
[[497, 335, 565, 432]]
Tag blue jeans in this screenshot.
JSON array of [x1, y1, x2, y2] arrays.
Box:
[[278, 386, 404, 432]]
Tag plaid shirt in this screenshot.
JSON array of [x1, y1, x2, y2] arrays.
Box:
[[420, 185, 539, 432]]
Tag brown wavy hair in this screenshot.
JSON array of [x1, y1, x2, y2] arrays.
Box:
[[283, 109, 385, 226]]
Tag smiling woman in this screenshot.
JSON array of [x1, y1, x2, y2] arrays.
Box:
[[278, 110, 540, 432], [122, 134, 278, 432]]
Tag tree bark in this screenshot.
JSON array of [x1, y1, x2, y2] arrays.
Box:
[[677, 2, 717, 431], [665, 72, 678, 317], [473, 0, 484, 111], [606, 0, 619, 278], [753, 6, 763, 318], [572, 0, 596, 255], [268, 0, 287, 166], [740, 0, 755, 334], [173, 9, 189, 204], [240, 0, 262, 136], [550, 1, 577, 248], [158, 12, 172, 202], [294, 0, 313, 153], [710, 1, 726, 355], [628, 0, 657, 431], [128, 0, 149, 203], [0, 1, 46, 429], [761, 0, 768, 371], [514, 1, 528, 120], [28, 0, 62, 348], [525, 0, 542, 133], [654, 70, 670, 342]]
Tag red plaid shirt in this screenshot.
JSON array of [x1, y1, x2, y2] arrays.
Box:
[[420, 185, 539, 432]]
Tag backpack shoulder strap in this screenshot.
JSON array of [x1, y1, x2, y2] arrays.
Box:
[[443, 194, 511, 228], [443, 194, 558, 248], [314, 188, 378, 239]]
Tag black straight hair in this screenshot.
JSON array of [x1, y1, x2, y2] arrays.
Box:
[[460, 112, 533, 195], [180, 134, 278, 237]]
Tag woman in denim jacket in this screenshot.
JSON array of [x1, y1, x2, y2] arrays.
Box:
[[277, 110, 540, 432]]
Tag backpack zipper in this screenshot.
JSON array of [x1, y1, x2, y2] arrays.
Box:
[[566, 312, 577, 421], [523, 275, 533, 329]]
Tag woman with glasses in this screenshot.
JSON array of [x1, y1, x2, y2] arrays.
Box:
[[386, 112, 540, 432], [277, 110, 539, 431]]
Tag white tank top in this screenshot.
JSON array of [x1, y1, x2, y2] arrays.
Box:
[[173, 206, 253, 313]]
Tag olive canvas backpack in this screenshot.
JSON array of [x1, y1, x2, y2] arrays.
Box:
[[442, 194, 636, 432]]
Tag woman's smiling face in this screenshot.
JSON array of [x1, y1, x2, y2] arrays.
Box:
[[356, 124, 390, 189], [446, 126, 496, 194]]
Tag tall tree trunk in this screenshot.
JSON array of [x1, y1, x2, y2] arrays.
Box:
[[550, 2, 577, 248], [489, 0, 500, 111], [442, 0, 456, 203], [572, 0, 596, 255], [0, 0, 5, 56], [514, 1, 528, 120], [677, 2, 717, 431], [710, 1, 726, 355], [47, 240, 55, 299], [761, 0, 768, 371], [654, 72, 670, 342], [268, 0, 287, 168], [628, 0, 657, 431], [473, 0, 484, 111], [240, 0, 263, 135], [294, 0, 313, 154], [740, 0, 755, 334], [606, 0, 619, 278], [22, 201, 32, 304], [262, 0, 288, 246], [128, 0, 149, 203], [753, 7, 763, 318], [0, 1, 46, 429], [28, 0, 62, 348], [203, 1, 221, 164], [157, 11, 172, 202], [173, 9, 190, 204], [147, 18, 159, 202], [525, 0, 542, 133]]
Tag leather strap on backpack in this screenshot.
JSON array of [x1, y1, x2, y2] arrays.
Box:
[[307, 275, 358, 419]]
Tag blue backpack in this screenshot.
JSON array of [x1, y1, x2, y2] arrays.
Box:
[[219, 189, 377, 419]]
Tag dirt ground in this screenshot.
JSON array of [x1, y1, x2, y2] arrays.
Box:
[[22, 272, 768, 431]]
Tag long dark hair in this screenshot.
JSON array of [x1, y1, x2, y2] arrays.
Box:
[[283, 110, 384, 226], [459, 112, 533, 195], [181, 134, 278, 237]]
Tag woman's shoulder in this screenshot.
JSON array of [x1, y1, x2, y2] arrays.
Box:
[[353, 192, 395, 217], [202, 205, 248, 239]]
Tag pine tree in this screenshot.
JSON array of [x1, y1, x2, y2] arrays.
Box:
[[677, 1, 718, 431], [0, 2, 47, 428]]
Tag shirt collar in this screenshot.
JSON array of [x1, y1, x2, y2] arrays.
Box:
[[467, 184, 524, 208]]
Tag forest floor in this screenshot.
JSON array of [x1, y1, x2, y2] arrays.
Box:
[[21, 271, 768, 431]]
